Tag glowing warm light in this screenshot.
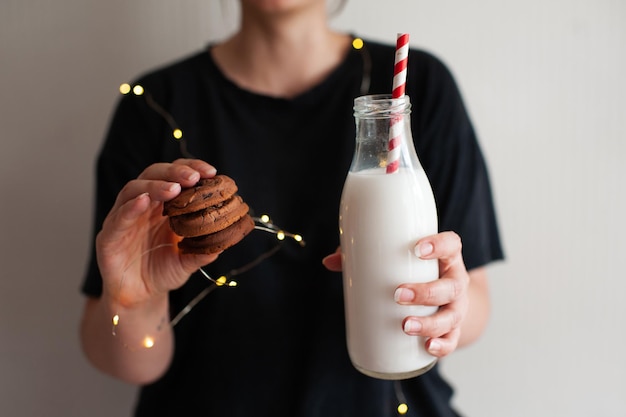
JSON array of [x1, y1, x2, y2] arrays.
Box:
[[142, 336, 155, 348], [217, 276, 237, 287], [133, 85, 144, 95], [119, 83, 131, 95], [112, 314, 120, 326], [253, 216, 306, 246], [173, 129, 183, 139], [352, 38, 364, 50], [397, 403, 408, 415]]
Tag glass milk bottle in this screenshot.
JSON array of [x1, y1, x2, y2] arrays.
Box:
[[339, 94, 439, 380]]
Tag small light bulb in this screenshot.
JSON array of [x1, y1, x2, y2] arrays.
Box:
[[112, 314, 120, 326], [276, 231, 286, 241], [133, 85, 144, 95], [119, 84, 131, 95], [216, 276, 227, 286], [352, 38, 364, 50], [397, 403, 408, 415], [260, 214, 270, 223], [173, 129, 183, 139], [143, 336, 155, 348]]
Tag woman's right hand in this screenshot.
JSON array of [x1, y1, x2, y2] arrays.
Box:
[[95, 158, 219, 308]]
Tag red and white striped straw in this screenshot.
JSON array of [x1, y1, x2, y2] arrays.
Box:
[[387, 33, 409, 174], [392, 33, 409, 99]]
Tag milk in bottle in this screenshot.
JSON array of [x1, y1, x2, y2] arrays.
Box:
[[339, 94, 439, 379]]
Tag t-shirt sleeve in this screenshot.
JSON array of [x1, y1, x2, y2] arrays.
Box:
[[409, 51, 505, 271]]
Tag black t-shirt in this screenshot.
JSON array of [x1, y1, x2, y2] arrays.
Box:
[[82, 37, 504, 417]]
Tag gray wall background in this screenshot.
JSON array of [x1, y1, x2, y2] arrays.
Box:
[[1, 1, 624, 416]]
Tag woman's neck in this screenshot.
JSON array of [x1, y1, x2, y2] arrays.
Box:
[[212, 7, 352, 98]]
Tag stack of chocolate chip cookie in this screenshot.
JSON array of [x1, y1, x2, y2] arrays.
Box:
[[163, 175, 255, 254]]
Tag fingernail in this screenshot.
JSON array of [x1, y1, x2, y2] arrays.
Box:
[[136, 192, 150, 203], [403, 318, 421, 333], [163, 182, 181, 192], [415, 242, 433, 258], [184, 170, 200, 181], [428, 340, 441, 354], [394, 287, 415, 303]]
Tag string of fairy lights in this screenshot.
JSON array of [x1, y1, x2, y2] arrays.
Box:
[[111, 37, 410, 415], [111, 215, 305, 350], [112, 85, 306, 346]]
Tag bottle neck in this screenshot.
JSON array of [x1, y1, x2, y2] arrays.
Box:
[[351, 94, 419, 173]]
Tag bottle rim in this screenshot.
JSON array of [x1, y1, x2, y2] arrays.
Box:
[[353, 94, 411, 117]]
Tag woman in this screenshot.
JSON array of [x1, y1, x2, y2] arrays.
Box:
[[79, 0, 503, 416]]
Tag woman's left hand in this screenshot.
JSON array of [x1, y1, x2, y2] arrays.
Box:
[[393, 231, 469, 357], [322, 231, 470, 358]]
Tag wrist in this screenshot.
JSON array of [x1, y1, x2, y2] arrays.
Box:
[[100, 292, 171, 351]]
